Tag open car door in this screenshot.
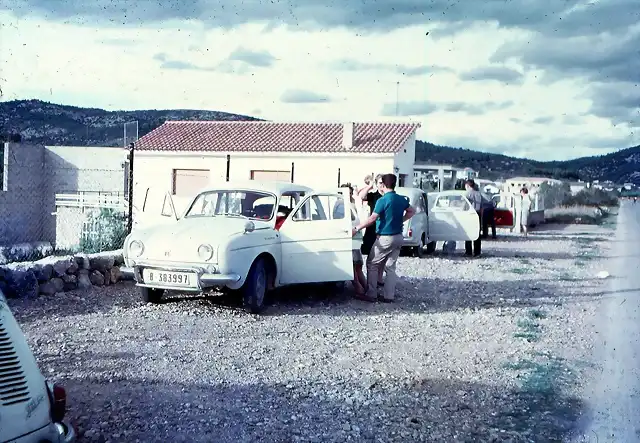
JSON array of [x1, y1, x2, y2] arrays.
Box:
[[278, 191, 354, 285], [492, 193, 515, 228], [427, 193, 480, 242], [133, 187, 179, 230]]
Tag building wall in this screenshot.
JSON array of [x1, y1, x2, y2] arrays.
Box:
[[0, 143, 126, 247], [393, 133, 416, 184], [44, 145, 126, 193], [132, 152, 398, 216], [0, 143, 46, 245]]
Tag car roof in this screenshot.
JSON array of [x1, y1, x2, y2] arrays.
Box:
[[197, 180, 314, 195], [395, 186, 424, 197]]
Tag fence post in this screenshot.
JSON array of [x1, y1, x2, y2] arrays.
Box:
[[337, 168, 341, 186], [126, 142, 134, 234], [291, 162, 295, 183], [226, 155, 230, 181]]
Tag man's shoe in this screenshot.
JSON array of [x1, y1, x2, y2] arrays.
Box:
[[377, 296, 394, 303]]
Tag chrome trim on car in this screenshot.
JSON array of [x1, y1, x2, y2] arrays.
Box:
[[122, 264, 241, 291]]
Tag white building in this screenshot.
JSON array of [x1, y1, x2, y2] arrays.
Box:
[[132, 121, 420, 213]]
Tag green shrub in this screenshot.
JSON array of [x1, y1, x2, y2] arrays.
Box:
[[79, 208, 127, 253]]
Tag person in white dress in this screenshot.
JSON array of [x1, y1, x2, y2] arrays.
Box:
[[519, 187, 532, 237]]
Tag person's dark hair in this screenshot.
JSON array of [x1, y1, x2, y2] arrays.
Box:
[[465, 179, 476, 188], [521, 187, 529, 194], [381, 173, 397, 190]]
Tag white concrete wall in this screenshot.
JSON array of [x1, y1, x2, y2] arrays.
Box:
[[393, 133, 416, 182], [44, 145, 126, 193], [132, 152, 398, 216]]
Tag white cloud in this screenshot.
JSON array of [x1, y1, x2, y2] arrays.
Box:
[[0, 10, 637, 161]]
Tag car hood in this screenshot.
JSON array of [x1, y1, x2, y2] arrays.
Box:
[[133, 216, 268, 262]]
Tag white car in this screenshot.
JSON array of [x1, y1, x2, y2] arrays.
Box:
[[396, 187, 481, 257], [121, 181, 355, 314], [0, 290, 75, 443]]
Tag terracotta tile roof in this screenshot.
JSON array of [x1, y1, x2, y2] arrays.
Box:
[[134, 121, 420, 154]]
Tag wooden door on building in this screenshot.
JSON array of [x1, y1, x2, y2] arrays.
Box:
[[172, 169, 210, 196]]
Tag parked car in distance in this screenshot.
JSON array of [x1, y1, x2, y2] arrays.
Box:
[[121, 181, 355, 314], [0, 289, 75, 443], [397, 187, 481, 257]]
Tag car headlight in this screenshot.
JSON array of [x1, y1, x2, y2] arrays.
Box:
[[198, 244, 214, 261], [129, 240, 144, 257]]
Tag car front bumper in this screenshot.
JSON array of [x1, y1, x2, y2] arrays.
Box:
[[9, 421, 75, 443], [120, 263, 241, 292]]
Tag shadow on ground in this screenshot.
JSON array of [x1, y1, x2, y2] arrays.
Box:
[[46, 354, 585, 443], [10, 270, 610, 322]]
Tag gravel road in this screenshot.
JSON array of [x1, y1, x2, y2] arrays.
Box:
[[575, 201, 640, 443], [8, 225, 615, 443]]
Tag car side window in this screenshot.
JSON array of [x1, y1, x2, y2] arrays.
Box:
[[435, 195, 470, 211], [292, 194, 343, 221]]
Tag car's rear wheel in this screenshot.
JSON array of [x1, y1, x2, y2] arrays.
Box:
[[140, 287, 164, 304], [425, 241, 437, 254], [243, 258, 267, 314]]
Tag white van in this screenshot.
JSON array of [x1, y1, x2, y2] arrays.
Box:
[[0, 290, 75, 443]]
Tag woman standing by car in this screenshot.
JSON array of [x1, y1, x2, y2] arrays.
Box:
[[357, 174, 386, 287], [519, 187, 532, 237]]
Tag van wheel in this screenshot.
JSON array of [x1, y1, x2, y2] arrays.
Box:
[[141, 287, 164, 304], [413, 235, 425, 258], [243, 258, 267, 314], [425, 241, 437, 254]]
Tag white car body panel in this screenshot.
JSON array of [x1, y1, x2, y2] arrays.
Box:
[[0, 293, 75, 443], [278, 192, 353, 285], [427, 190, 480, 242], [395, 187, 429, 248]]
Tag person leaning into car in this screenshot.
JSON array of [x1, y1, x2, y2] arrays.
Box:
[[352, 173, 415, 303]]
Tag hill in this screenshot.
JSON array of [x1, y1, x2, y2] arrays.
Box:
[[1, 99, 639, 184], [416, 141, 640, 185], [0, 99, 260, 147]]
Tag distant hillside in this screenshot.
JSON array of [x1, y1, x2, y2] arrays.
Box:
[[2, 99, 639, 184], [0, 99, 260, 147], [417, 141, 640, 185]]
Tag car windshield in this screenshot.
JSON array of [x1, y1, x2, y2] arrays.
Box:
[[185, 190, 277, 220]]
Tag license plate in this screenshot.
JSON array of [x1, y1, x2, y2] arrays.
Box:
[[142, 269, 197, 288]]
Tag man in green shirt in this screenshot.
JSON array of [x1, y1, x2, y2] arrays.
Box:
[[352, 173, 415, 302]]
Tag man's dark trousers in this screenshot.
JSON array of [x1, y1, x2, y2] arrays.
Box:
[[481, 206, 496, 239]]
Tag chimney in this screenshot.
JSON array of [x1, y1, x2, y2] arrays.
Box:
[[342, 122, 354, 150]]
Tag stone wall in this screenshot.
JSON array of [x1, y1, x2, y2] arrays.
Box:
[[0, 250, 130, 298]]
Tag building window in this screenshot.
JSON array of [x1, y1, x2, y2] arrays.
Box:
[[250, 170, 291, 181], [172, 169, 210, 196], [0, 143, 7, 191]]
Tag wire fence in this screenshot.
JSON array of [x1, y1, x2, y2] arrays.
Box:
[[0, 143, 129, 264]]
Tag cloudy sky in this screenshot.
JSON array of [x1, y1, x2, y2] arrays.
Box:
[[0, 0, 638, 161]]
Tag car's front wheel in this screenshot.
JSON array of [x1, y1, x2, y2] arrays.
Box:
[[243, 258, 267, 314], [140, 287, 164, 304]]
